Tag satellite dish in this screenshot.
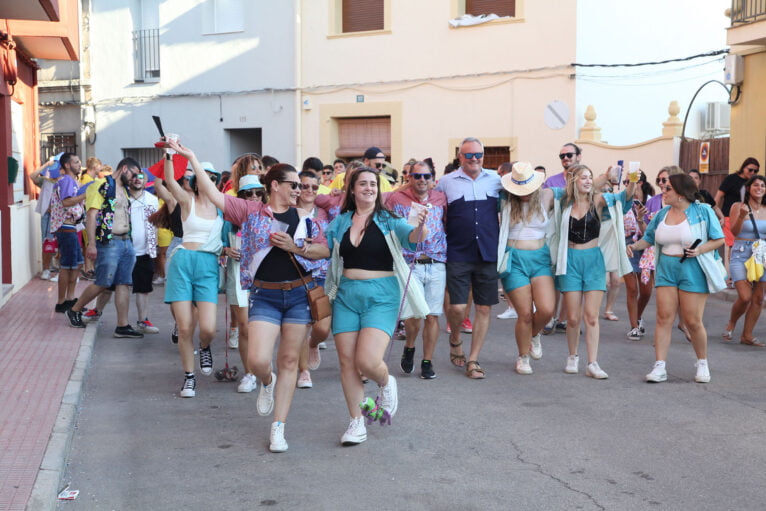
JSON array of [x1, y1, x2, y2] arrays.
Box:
[[544, 100, 569, 130]]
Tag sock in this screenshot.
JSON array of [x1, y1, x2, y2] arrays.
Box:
[[655, 360, 666, 369], [697, 358, 708, 365]]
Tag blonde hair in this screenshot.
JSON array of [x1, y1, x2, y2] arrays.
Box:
[[508, 188, 544, 226], [563, 164, 595, 209], [660, 165, 685, 176]]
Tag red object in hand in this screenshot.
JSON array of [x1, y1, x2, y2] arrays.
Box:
[[154, 141, 167, 149]]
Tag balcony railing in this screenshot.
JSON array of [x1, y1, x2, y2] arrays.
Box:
[[731, 0, 766, 24], [133, 28, 160, 83]]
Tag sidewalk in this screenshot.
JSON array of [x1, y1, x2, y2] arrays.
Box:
[[0, 277, 93, 511]]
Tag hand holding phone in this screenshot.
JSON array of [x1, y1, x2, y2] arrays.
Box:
[[679, 239, 702, 263]]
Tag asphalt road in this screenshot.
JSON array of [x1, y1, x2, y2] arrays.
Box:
[[57, 288, 766, 510]]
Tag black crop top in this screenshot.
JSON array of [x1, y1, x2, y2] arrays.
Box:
[[340, 221, 394, 271], [568, 208, 600, 244]]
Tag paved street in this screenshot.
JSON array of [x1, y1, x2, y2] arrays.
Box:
[[57, 288, 766, 510]]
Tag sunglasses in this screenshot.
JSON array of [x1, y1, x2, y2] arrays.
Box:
[[411, 173, 432, 181], [131, 174, 145, 180], [243, 189, 264, 198], [558, 152, 577, 160], [322, 171, 333, 175], [656, 177, 669, 185], [279, 180, 300, 190], [462, 152, 484, 160], [207, 174, 218, 183], [746, 167, 759, 173], [375, 162, 384, 169], [301, 184, 319, 191]]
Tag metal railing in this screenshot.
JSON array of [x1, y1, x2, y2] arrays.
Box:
[[132, 28, 160, 82], [731, 0, 766, 24], [40, 132, 77, 162]]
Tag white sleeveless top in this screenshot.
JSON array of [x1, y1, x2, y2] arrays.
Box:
[[655, 218, 694, 256], [182, 197, 218, 244], [507, 206, 549, 241]]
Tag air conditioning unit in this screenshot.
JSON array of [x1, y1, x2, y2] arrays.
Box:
[[705, 102, 730, 132]]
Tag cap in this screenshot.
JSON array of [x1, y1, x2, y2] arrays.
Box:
[[239, 175, 264, 191], [363, 147, 384, 160], [199, 161, 221, 175]]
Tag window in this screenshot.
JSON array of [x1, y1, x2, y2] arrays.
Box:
[[335, 117, 391, 159], [203, 0, 245, 34], [122, 147, 164, 169], [133, 29, 160, 82], [342, 0, 384, 33], [40, 132, 77, 162], [465, 0, 515, 17]]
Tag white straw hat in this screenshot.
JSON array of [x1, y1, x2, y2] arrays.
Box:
[[501, 161, 545, 196]]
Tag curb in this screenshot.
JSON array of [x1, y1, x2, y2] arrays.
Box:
[[25, 323, 98, 511]]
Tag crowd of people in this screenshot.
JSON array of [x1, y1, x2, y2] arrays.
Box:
[[34, 137, 763, 453]]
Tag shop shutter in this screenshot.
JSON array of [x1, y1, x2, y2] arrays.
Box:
[[335, 117, 391, 159]]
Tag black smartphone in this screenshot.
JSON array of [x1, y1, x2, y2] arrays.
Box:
[[305, 218, 313, 240], [679, 239, 702, 263], [152, 115, 165, 138]]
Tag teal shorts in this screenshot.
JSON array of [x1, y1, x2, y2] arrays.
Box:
[[500, 245, 553, 292], [165, 249, 219, 304], [655, 254, 709, 293], [556, 247, 606, 292], [332, 276, 400, 337]]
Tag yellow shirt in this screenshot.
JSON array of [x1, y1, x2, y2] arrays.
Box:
[[79, 174, 95, 187], [329, 172, 392, 193]]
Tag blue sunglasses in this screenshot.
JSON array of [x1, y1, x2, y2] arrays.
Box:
[[462, 152, 484, 160]]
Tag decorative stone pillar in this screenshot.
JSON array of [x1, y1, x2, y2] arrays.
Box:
[[662, 100, 683, 137], [579, 105, 602, 142]]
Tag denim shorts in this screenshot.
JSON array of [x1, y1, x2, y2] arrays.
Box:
[[55, 228, 84, 269], [730, 240, 766, 283], [41, 211, 53, 242], [332, 276, 400, 336], [165, 249, 219, 304], [501, 245, 553, 292], [248, 280, 314, 326], [95, 238, 136, 287], [412, 262, 446, 316], [626, 237, 643, 274], [655, 254, 709, 293], [556, 247, 606, 293]]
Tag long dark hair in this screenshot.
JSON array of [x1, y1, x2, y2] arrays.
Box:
[[262, 163, 297, 198], [340, 168, 395, 229], [668, 174, 698, 203], [744, 175, 766, 206]]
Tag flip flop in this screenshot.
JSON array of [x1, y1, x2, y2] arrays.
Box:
[[603, 311, 619, 321], [741, 338, 766, 347]]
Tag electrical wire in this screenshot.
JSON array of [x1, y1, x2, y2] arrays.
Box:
[[572, 49, 728, 68]]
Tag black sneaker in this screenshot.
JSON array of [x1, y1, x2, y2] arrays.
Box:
[[65, 308, 85, 328], [114, 325, 144, 338], [420, 359, 436, 379], [54, 302, 69, 313], [180, 375, 196, 398], [199, 346, 213, 375], [65, 298, 78, 309], [400, 346, 415, 374], [171, 323, 179, 344]]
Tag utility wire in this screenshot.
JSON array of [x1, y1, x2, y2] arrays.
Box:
[[572, 49, 728, 68]]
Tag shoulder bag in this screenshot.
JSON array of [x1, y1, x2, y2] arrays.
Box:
[[288, 253, 331, 323]]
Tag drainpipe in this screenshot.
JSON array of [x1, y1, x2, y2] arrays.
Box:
[[294, 1, 302, 165]]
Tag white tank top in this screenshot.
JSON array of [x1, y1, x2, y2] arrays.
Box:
[[507, 206, 549, 241], [655, 218, 694, 256], [182, 197, 217, 244]]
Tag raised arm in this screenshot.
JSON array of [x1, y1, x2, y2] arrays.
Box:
[[168, 139, 225, 211], [162, 150, 191, 211]]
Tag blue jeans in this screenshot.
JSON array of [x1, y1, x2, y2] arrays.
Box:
[[95, 238, 136, 287]]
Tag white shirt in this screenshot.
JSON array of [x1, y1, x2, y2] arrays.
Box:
[[129, 191, 159, 256]]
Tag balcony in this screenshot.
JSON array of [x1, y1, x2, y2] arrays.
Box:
[[133, 28, 160, 83], [728, 0, 766, 46]]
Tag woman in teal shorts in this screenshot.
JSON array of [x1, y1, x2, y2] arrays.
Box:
[[324, 167, 428, 446], [550, 165, 635, 379], [496, 162, 556, 375], [629, 173, 725, 384]]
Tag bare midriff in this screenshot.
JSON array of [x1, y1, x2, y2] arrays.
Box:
[[508, 238, 545, 250], [568, 239, 599, 250], [342, 269, 395, 280]]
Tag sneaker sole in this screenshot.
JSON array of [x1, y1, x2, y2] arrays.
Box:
[[585, 370, 608, 379], [341, 435, 367, 446], [180, 390, 196, 398], [269, 443, 288, 453], [645, 374, 667, 383], [419, 373, 437, 379], [516, 368, 533, 375], [564, 368, 578, 374], [114, 334, 144, 338], [237, 387, 256, 393], [695, 375, 710, 383], [297, 382, 313, 389]]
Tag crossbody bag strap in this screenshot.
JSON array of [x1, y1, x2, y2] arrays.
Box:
[[287, 252, 313, 291], [747, 203, 762, 239]]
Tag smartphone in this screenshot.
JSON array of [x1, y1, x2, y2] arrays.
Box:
[[305, 218, 313, 241]]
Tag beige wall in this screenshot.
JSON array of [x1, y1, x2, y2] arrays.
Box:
[[576, 137, 679, 188], [730, 50, 766, 173], [300, 0, 577, 173]]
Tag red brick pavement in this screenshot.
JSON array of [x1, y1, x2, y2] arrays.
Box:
[[0, 277, 89, 511]]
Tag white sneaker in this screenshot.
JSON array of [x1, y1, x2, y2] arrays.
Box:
[[50, 273, 59, 282], [564, 355, 579, 374], [269, 422, 288, 453], [308, 345, 321, 370], [228, 328, 239, 349], [237, 373, 257, 393], [585, 361, 609, 379], [645, 361, 667, 383], [497, 307, 518, 319], [627, 327, 642, 341], [341, 416, 367, 446], [257, 372, 276, 416], [180, 376, 196, 398], [695, 359, 710, 383], [515, 355, 533, 375], [530, 333, 543, 360], [41, 269, 50, 280], [378, 375, 398, 417], [152, 276, 165, 286], [318, 341, 327, 350], [297, 370, 313, 389], [638, 318, 646, 336]]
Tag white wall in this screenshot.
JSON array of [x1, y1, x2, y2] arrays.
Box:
[[89, 0, 298, 168], [576, 0, 731, 145]]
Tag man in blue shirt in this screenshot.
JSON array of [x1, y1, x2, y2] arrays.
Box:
[[436, 137, 502, 379]]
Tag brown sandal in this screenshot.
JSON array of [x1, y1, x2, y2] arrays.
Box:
[[465, 360, 485, 379], [449, 341, 466, 367]]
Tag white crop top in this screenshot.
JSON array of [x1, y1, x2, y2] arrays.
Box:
[[507, 206, 549, 241], [655, 218, 694, 256], [182, 197, 218, 244]]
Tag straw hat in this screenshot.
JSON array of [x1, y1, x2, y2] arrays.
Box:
[[501, 161, 545, 196]]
